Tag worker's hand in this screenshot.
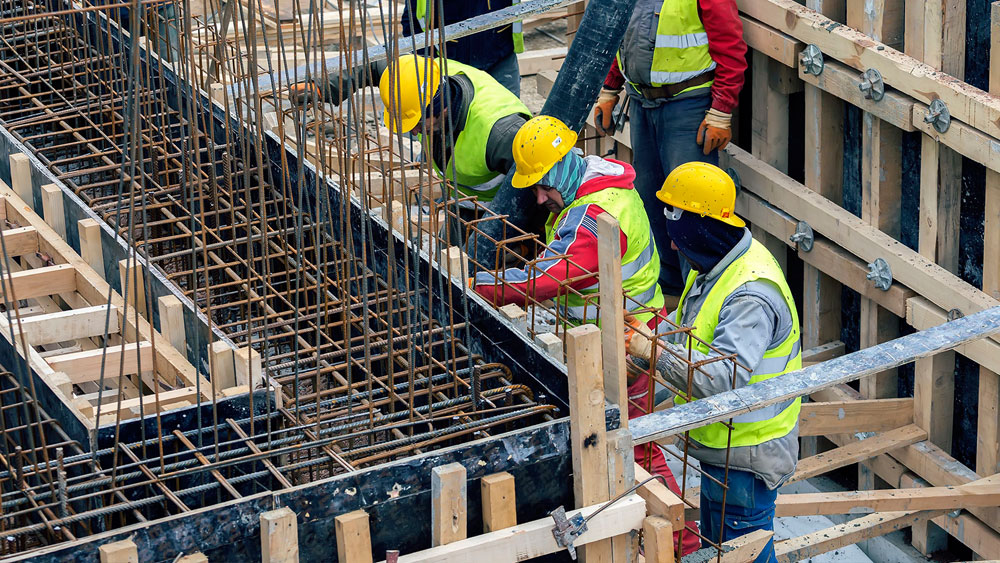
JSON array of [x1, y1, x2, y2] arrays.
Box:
[[593, 88, 622, 137], [288, 82, 323, 106], [696, 108, 733, 155], [467, 277, 476, 288], [623, 314, 657, 360]]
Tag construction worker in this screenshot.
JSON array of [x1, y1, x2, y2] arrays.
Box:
[[473, 115, 701, 556], [627, 162, 801, 563], [592, 0, 747, 299]]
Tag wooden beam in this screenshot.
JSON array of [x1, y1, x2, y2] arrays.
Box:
[[633, 463, 685, 528], [431, 462, 467, 546], [801, 341, 845, 366], [9, 153, 33, 207], [98, 539, 138, 563], [209, 340, 236, 390], [261, 507, 299, 563], [742, 15, 802, 67], [798, 398, 913, 436], [48, 341, 154, 384], [235, 346, 263, 388], [481, 472, 517, 533], [797, 58, 914, 132], [386, 495, 646, 563], [158, 295, 186, 355], [77, 218, 105, 279], [15, 304, 119, 345], [596, 213, 626, 418], [775, 484, 1000, 516], [718, 529, 774, 563], [0, 264, 77, 301], [40, 184, 65, 239], [774, 509, 945, 562], [0, 226, 39, 258], [517, 47, 567, 75], [906, 296, 1000, 379], [335, 510, 373, 563], [789, 425, 926, 483], [642, 516, 674, 563]]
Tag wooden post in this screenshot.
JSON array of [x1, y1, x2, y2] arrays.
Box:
[[335, 509, 373, 563], [431, 462, 467, 546], [534, 332, 563, 359], [40, 184, 65, 239], [158, 295, 187, 354], [209, 340, 236, 390], [566, 323, 612, 562], [235, 346, 263, 389], [481, 472, 517, 532], [441, 246, 468, 283], [260, 507, 299, 563], [118, 258, 148, 319], [596, 213, 627, 420], [608, 428, 636, 560], [9, 153, 33, 208], [750, 51, 791, 273], [98, 539, 138, 563], [642, 516, 675, 563], [78, 219, 105, 279]]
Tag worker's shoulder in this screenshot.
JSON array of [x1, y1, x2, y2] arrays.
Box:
[[722, 278, 791, 317]]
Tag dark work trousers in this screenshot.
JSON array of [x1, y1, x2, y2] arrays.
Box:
[[628, 92, 716, 296], [486, 51, 521, 98], [700, 463, 778, 563]]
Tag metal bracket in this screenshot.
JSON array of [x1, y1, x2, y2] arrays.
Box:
[[727, 167, 742, 197], [800, 44, 824, 76], [550, 506, 588, 560], [789, 221, 814, 252], [866, 258, 893, 290], [859, 68, 885, 101], [924, 99, 951, 133], [947, 308, 964, 321]]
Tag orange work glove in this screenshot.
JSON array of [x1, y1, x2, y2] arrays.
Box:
[[288, 82, 323, 106], [696, 108, 733, 155], [623, 314, 657, 360], [593, 88, 622, 137]]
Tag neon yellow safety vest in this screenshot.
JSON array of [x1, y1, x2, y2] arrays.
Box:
[[415, 0, 524, 53], [545, 186, 663, 325], [673, 239, 802, 448], [419, 59, 531, 202], [617, 0, 716, 91]]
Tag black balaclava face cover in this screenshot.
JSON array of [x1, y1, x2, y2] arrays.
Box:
[[664, 210, 746, 274]]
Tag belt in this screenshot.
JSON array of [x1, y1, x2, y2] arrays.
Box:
[[638, 70, 714, 101]]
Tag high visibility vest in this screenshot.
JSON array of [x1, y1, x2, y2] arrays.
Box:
[[618, 0, 716, 91], [415, 0, 524, 53], [673, 240, 802, 448], [419, 59, 531, 202], [546, 186, 664, 325]]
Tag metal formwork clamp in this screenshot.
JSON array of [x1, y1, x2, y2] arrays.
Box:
[[800, 44, 824, 76], [859, 68, 885, 101], [924, 99, 951, 133], [550, 505, 588, 560], [789, 221, 814, 252], [866, 258, 893, 290]]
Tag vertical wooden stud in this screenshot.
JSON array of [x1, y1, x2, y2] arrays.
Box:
[[78, 218, 105, 279], [260, 507, 299, 563], [481, 472, 517, 532], [643, 516, 675, 563], [608, 427, 636, 560], [158, 295, 187, 355], [40, 184, 65, 239], [334, 510, 373, 563], [750, 51, 790, 273], [431, 462, 467, 546], [596, 213, 627, 419], [209, 340, 236, 390], [9, 153, 33, 208], [99, 539, 138, 563], [118, 258, 148, 319], [235, 346, 263, 389]]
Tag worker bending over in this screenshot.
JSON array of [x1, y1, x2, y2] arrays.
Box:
[[593, 0, 746, 299], [474, 115, 701, 556], [629, 163, 801, 563]]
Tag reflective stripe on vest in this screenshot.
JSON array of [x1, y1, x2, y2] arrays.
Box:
[[416, 0, 523, 53], [419, 59, 531, 201], [546, 184, 664, 325], [655, 32, 709, 49], [672, 239, 802, 448]]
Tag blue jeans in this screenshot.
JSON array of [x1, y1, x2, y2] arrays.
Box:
[[486, 51, 521, 97], [629, 93, 716, 296], [700, 463, 778, 563]]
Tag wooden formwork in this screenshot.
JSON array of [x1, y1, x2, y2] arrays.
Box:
[[554, 0, 1000, 559]]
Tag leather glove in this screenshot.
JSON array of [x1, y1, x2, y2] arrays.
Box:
[[696, 108, 733, 155], [288, 81, 323, 106], [289, 60, 384, 106], [593, 88, 622, 137], [624, 314, 657, 361]]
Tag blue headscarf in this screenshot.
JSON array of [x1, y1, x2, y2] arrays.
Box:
[[538, 150, 587, 206]]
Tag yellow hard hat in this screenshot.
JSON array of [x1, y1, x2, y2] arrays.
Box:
[[510, 115, 578, 188], [656, 162, 746, 228], [379, 55, 442, 134]]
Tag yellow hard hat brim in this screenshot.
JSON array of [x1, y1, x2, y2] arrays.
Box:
[[718, 214, 746, 228], [510, 169, 547, 189], [383, 109, 421, 134]]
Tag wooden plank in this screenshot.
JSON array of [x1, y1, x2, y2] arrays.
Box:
[[48, 341, 154, 384], [98, 539, 138, 563], [719, 529, 774, 563], [596, 213, 626, 418], [389, 495, 646, 563], [774, 510, 945, 563], [642, 516, 674, 563], [481, 472, 516, 533], [40, 184, 65, 239], [0, 226, 39, 258], [797, 58, 914, 132], [0, 264, 77, 301], [77, 218, 105, 279], [158, 295, 186, 355], [431, 462, 467, 546], [914, 351, 955, 452], [789, 425, 926, 483], [15, 304, 119, 345], [565, 323, 612, 562], [261, 507, 299, 563], [801, 341, 845, 366], [209, 340, 236, 390], [633, 464, 685, 528], [775, 485, 1000, 516], [798, 398, 913, 436], [9, 153, 33, 206], [517, 47, 567, 75], [335, 510, 373, 563], [742, 15, 802, 67], [235, 346, 263, 388], [906, 296, 1000, 380], [751, 50, 791, 272]]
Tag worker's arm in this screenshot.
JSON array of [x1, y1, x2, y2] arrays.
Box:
[[473, 203, 625, 305], [485, 113, 529, 174], [699, 0, 747, 113], [650, 288, 782, 399]]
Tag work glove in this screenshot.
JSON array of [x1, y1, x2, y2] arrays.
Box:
[[624, 314, 657, 361], [593, 88, 622, 137], [288, 60, 384, 107], [696, 108, 733, 155]]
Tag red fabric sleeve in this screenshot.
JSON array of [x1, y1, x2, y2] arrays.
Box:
[[604, 58, 626, 91], [699, 0, 747, 113]]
